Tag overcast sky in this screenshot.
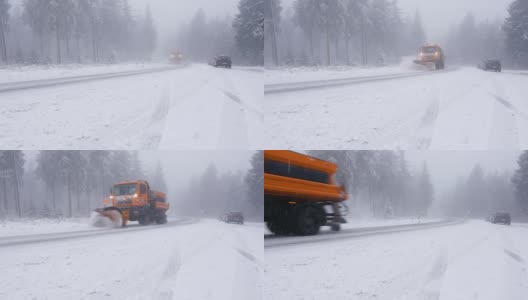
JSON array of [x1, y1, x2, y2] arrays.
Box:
[[281, 0, 511, 41]]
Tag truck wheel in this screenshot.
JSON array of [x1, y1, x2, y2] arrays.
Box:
[[295, 206, 321, 236], [267, 221, 285, 235], [331, 223, 341, 232], [156, 214, 167, 224], [139, 214, 151, 225]]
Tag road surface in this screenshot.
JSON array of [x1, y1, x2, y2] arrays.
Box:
[[264, 219, 460, 248], [265, 67, 528, 150]]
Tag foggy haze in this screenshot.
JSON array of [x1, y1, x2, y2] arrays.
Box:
[[281, 0, 511, 41], [141, 150, 254, 194], [9, 0, 242, 54], [127, 0, 241, 45], [408, 151, 520, 196]]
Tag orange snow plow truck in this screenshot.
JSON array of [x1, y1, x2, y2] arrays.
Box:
[[264, 150, 348, 236], [93, 180, 169, 227]]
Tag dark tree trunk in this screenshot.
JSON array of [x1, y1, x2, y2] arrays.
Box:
[[55, 24, 62, 64]]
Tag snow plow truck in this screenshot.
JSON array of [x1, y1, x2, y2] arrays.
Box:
[[414, 44, 445, 70], [93, 180, 169, 227], [264, 150, 348, 236]]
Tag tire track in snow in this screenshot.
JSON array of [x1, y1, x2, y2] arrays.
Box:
[[215, 71, 250, 149], [488, 75, 521, 149], [103, 81, 172, 149]]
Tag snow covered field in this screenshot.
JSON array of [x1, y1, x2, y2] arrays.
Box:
[[265, 220, 528, 300], [0, 219, 263, 300], [0, 63, 262, 149], [265, 67, 528, 150], [0, 217, 97, 237]]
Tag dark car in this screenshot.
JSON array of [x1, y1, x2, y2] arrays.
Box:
[[210, 56, 232, 69], [491, 212, 511, 225], [222, 212, 244, 224], [480, 59, 501, 72]]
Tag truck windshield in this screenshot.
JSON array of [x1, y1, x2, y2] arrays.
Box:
[[112, 184, 136, 196], [421, 47, 438, 54]]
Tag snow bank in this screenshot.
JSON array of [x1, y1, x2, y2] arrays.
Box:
[[0, 217, 96, 237], [0, 63, 171, 84]]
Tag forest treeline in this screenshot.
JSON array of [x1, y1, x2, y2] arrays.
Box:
[[308, 151, 433, 218], [0, 150, 262, 220], [308, 150, 528, 219], [0, 0, 264, 66], [265, 0, 528, 68]]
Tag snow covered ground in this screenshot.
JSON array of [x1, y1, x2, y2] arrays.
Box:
[[0, 63, 262, 149], [0, 217, 98, 237], [0, 219, 263, 300], [265, 220, 528, 300], [265, 66, 528, 150]]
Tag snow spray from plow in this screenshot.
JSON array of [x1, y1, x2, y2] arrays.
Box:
[[89, 210, 123, 228]]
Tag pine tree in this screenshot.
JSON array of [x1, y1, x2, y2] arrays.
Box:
[[503, 0, 528, 67], [512, 151, 528, 211], [0, 0, 10, 64], [245, 151, 263, 218], [142, 5, 156, 60], [233, 0, 264, 65], [152, 161, 167, 193], [264, 0, 281, 65], [0, 151, 24, 218], [416, 163, 433, 216], [410, 10, 426, 48]]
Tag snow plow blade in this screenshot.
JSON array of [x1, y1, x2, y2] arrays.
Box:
[[90, 208, 123, 228]]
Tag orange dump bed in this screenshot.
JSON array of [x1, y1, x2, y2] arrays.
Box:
[[264, 150, 347, 203], [265, 150, 337, 176]]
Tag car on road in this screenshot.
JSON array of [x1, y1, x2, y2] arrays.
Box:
[[491, 212, 511, 225], [222, 212, 244, 224], [414, 44, 445, 70], [210, 56, 232, 69], [479, 59, 502, 72]]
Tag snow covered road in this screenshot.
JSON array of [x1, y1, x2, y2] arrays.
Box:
[[0, 218, 196, 247], [265, 220, 528, 300], [0, 219, 263, 300], [264, 69, 455, 95], [0, 65, 184, 93], [265, 219, 460, 248], [0, 64, 262, 150], [265, 67, 528, 150]]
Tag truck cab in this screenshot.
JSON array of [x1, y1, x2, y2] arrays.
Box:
[[415, 44, 445, 70], [98, 180, 169, 226]]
